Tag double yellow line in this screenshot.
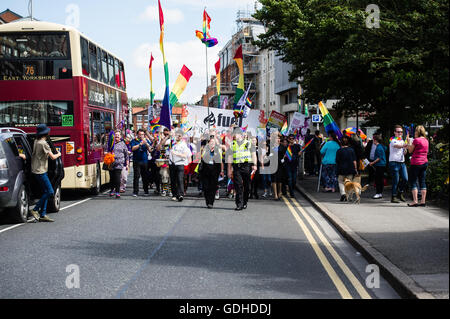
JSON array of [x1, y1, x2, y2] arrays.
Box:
[[282, 196, 372, 299]]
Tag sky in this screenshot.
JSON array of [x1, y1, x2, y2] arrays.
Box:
[[2, 0, 260, 104]]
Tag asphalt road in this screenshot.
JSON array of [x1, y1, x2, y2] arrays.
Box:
[[0, 182, 399, 299]]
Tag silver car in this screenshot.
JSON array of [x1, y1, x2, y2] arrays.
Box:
[[0, 128, 64, 223]]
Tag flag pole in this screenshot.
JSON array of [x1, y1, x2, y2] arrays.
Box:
[[206, 43, 210, 129], [204, 6, 210, 129]]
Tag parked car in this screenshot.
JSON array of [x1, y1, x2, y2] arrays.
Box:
[[0, 128, 64, 223]]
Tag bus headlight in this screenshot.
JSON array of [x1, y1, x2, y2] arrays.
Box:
[[77, 172, 83, 178]]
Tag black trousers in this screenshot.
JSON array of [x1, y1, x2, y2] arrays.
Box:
[[133, 161, 149, 195], [149, 161, 161, 192], [169, 164, 185, 198], [375, 166, 385, 194], [304, 151, 315, 174], [201, 163, 221, 206], [367, 160, 376, 185], [233, 163, 251, 208], [250, 169, 259, 197], [109, 169, 122, 193]]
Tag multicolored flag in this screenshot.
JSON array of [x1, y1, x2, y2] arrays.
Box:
[[169, 65, 193, 108], [280, 121, 288, 135], [245, 97, 252, 108], [301, 138, 313, 152], [158, 0, 171, 130], [215, 59, 221, 108], [195, 9, 218, 47], [234, 81, 252, 118], [285, 145, 293, 161], [298, 84, 303, 113], [149, 53, 155, 106], [318, 101, 343, 139], [233, 45, 245, 116]]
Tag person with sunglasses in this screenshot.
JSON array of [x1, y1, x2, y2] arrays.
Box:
[[389, 125, 409, 203]]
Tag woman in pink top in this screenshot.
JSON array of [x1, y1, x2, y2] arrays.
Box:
[[407, 125, 429, 207]]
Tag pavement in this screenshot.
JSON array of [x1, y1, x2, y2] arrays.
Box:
[[296, 174, 449, 299]]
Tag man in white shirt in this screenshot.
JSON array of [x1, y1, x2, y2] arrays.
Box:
[[389, 125, 409, 203], [169, 129, 192, 202]]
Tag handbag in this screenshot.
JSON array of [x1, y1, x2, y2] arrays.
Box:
[[102, 163, 112, 171]]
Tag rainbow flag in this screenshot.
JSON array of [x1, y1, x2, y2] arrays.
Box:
[[169, 65, 193, 108], [107, 131, 115, 152], [233, 45, 245, 112], [149, 53, 155, 106], [280, 121, 288, 136], [245, 97, 252, 108], [158, 0, 171, 130], [195, 9, 218, 47], [150, 124, 161, 134], [285, 145, 293, 161], [215, 59, 221, 108], [301, 138, 313, 152], [319, 101, 343, 139]]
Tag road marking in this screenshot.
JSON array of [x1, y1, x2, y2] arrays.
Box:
[[289, 197, 372, 299], [0, 193, 102, 235], [0, 224, 23, 234], [60, 198, 92, 211], [282, 196, 352, 299]]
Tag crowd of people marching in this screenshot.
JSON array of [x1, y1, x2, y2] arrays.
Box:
[[26, 122, 431, 223], [106, 123, 430, 209]]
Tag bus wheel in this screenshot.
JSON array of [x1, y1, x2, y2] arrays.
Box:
[[9, 184, 29, 223], [91, 165, 101, 195], [48, 184, 61, 213]]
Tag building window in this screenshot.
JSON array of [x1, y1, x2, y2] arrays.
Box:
[[137, 115, 142, 122]]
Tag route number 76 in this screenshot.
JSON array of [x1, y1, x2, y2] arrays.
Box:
[[25, 65, 35, 76]]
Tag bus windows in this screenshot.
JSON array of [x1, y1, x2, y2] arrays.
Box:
[[108, 55, 115, 87], [114, 58, 120, 88], [102, 50, 108, 86], [0, 33, 69, 59], [89, 42, 98, 80], [119, 62, 126, 89], [80, 37, 89, 76], [97, 48, 103, 82], [0, 101, 74, 127], [90, 111, 114, 150]]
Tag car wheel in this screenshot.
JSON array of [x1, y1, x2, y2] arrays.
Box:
[[91, 164, 101, 195], [48, 184, 61, 213], [9, 184, 28, 223]]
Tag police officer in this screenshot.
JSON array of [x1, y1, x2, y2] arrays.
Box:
[[227, 128, 257, 211]]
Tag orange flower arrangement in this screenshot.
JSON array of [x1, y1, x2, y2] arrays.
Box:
[[104, 153, 115, 166]]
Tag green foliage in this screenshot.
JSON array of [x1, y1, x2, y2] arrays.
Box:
[[254, 0, 449, 132], [427, 127, 449, 197], [129, 98, 150, 108]]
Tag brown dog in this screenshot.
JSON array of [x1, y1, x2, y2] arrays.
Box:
[[344, 179, 369, 204]]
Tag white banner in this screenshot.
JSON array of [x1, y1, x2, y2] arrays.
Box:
[[184, 105, 262, 137]]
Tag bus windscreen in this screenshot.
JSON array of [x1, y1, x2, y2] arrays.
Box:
[[0, 32, 72, 80]]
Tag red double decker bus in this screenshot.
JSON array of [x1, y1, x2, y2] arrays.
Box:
[[0, 20, 128, 193]]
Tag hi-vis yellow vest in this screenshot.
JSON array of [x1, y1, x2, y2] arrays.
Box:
[[232, 140, 251, 164]]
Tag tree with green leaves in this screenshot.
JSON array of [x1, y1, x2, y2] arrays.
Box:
[[254, 0, 449, 134]]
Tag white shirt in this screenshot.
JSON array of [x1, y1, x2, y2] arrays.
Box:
[[389, 139, 406, 163], [169, 140, 192, 166]]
